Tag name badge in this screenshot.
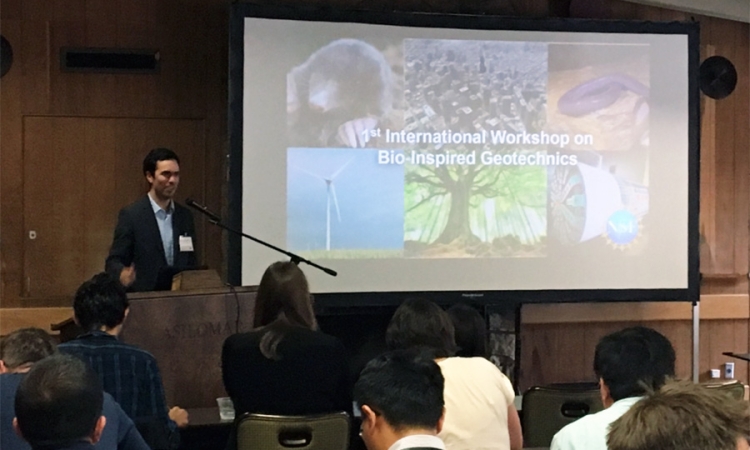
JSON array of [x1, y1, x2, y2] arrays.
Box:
[[179, 235, 194, 252]]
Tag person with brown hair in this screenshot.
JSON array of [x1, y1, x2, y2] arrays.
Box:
[[221, 261, 351, 417], [607, 380, 750, 450], [385, 298, 522, 450], [446, 303, 488, 358]]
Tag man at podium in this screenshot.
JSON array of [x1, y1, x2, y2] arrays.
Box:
[[106, 148, 197, 292]]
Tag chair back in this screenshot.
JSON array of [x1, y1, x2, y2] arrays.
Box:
[[521, 384, 603, 448], [236, 411, 350, 450], [703, 380, 747, 400]]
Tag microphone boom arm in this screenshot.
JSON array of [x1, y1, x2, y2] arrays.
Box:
[[185, 198, 337, 277]]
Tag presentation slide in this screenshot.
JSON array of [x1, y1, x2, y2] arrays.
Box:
[[239, 14, 691, 296]]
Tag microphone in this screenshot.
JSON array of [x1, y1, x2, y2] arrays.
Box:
[[186, 198, 222, 223]]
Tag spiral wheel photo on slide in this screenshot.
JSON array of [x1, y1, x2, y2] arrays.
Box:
[[548, 164, 586, 245]]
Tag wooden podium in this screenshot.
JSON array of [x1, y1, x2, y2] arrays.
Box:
[[119, 286, 257, 408]]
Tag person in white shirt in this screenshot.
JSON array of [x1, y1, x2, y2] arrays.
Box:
[[354, 350, 446, 450], [608, 380, 750, 450], [385, 299, 522, 450], [550, 326, 676, 450]]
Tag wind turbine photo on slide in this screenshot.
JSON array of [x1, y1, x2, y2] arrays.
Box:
[[296, 157, 354, 250]]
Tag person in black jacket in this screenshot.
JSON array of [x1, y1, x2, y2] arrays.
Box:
[[105, 148, 197, 292], [222, 261, 351, 417]]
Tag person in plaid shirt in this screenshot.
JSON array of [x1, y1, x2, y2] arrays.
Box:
[[59, 273, 188, 450]]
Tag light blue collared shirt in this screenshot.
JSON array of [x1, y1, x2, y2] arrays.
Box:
[[148, 193, 174, 266]]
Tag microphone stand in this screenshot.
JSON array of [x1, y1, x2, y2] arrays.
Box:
[[187, 201, 337, 277]]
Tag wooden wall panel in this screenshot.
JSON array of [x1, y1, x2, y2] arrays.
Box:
[[17, 0, 209, 119], [1, 0, 227, 307], [202, 5, 230, 277], [711, 21, 738, 276], [19, 15, 51, 114], [1, 0, 21, 19], [0, 308, 73, 336], [22, 118, 87, 298], [520, 319, 748, 391], [22, 117, 205, 299], [731, 23, 750, 281], [0, 18, 23, 305]]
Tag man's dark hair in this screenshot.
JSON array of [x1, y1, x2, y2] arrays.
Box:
[[385, 298, 457, 358], [594, 326, 675, 401], [143, 148, 180, 177], [0, 328, 57, 370], [73, 272, 129, 331], [354, 350, 444, 431], [15, 354, 103, 448], [446, 303, 488, 358]]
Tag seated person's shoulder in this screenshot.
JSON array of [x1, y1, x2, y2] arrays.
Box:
[[441, 356, 507, 378], [124, 196, 148, 211], [62, 337, 154, 357], [223, 329, 264, 349], [280, 327, 345, 351], [309, 328, 344, 346], [551, 409, 607, 450]]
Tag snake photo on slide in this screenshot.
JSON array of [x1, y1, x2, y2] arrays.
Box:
[[557, 73, 649, 117]]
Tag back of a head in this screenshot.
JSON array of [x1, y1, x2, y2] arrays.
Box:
[[0, 328, 57, 370], [15, 354, 103, 449], [594, 326, 675, 401], [385, 298, 457, 358], [74, 272, 129, 332], [253, 261, 315, 329], [254, 261, 316, 360], [446, 303, 488, 358], [607, 380, 750, 450], [354, 350, 444, 432]]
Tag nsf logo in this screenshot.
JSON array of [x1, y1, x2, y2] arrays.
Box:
[[606, 210, 640, 249]]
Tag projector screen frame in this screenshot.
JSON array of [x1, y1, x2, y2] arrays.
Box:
[[228, 3, 700, 307]]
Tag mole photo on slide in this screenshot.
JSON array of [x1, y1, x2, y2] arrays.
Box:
[[286, 38, 404, 148]]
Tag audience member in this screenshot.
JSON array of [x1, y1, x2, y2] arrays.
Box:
[[608, 380, 750, 450], [0, 327, 149, 450], [354, 350, 446, 450], [386, 298, 522, 450], [59, 273, 187, 449], [550, 326, 676, 450], [222, 261, 351, 416], [446, 303, 488, 358], [13, 354, 106, 450]]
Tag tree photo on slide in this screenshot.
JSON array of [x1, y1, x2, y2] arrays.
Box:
[[404, 154, 547, 258], [401, 38, 549, 258]]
